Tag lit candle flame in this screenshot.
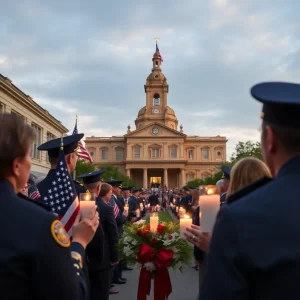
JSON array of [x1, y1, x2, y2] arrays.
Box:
[[184, 214, 190, 219], [207, 188, 214, 195]]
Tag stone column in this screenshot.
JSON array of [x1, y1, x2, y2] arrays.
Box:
[[126, 169, 130, 178], [181, 169, 185, 187], [164, 168, 168, 188], [143, 168, 148, 188], [180, 143, 184, 158]]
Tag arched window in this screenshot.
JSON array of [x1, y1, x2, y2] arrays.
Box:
[[153, 93, 160, 106]]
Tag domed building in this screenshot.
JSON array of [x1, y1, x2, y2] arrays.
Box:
[[85, 43, 227, 188]]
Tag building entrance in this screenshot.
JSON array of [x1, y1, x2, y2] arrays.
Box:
[[150, 176, 161, 189]]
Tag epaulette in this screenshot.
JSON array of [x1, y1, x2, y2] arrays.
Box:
[[227, 176, 272, 205], [17, 193, 51, 211], [74, 180, 84, 187]]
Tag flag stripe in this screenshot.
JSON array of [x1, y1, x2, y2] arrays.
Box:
[[64, 204, 80, 233]]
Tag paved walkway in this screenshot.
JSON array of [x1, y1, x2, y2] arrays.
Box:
[[112, 264, 199, 300]]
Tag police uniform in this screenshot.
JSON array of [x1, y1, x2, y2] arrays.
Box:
[[0, 179, 88, 300], [200, 82, 300, 300], [77, 170, 106, 300], [220, 166, 231, 206]]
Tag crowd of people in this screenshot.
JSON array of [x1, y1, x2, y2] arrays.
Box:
[[1, 81, 300, 300]]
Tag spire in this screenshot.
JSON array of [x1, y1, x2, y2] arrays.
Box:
[[152, 36, 163, 71]]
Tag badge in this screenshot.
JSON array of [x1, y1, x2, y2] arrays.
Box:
[[50, 220, 70, 247]]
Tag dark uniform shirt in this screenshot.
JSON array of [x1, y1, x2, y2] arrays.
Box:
[[0, 179, 88, 300]]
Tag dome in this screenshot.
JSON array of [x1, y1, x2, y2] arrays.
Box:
[[138, 106, 146, 117], [147, 72, 166, 82]]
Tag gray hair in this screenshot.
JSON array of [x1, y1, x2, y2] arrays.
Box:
[[216, 179, 224, 187]]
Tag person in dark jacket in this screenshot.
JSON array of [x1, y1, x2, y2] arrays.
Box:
[[0, 113, 99, 300]]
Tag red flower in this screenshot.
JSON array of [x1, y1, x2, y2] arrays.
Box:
[[145, 225, 150, 231], [143, 231, 150, 238], [168, 235, 173, 240], [137, 244, 155, 264], [157, 224, 165, 234], [155, 249, 173, 268], [151, 238, 158, 244], [137, 229, 143, 236]]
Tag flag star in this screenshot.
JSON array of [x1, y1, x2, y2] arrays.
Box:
[[63, 178, 66, 182], [60, 167, 64, 171], [59, 185, 63, 189], [44, 197, 48, 201], [60, 161, 63, 165], [65, 168, 68, 172], [60, 191, 64, 195], [56, 172, 60, 176], [49, 195, 53, 199], [54, 187, 58, 191], [63, 203, 66, 207], [67, 182, 70, 185], [64, 184, 68, 187], [48, 189, 52, 193], [70, 193, 74, 197], [57, 206, 61, 210], [69, 186, 72, 191], [52, 181, 56, 185], [62, 197, 65, 201], [62, 173, 65, 177], [55, 193, 59, 197], [50, 201, 54, 206], [52, 208, 55, 211], [57, 178, 61, 182], [66, 196, 70, 200]]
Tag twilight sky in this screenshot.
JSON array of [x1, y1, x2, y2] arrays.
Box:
[[1, 0, 300, 158]]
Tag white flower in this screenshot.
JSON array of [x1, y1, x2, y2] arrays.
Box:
[[124, 236, 132, 243], [124, 246, 133, 257], [172, 232, 179, 238], [134, 219, 146, 225], [131, 240, 137, 246], [163, 240, 172, 246], [144, 262, 156, 272]]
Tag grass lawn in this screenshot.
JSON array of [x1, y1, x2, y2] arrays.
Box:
[[145, 211, 175, 224]]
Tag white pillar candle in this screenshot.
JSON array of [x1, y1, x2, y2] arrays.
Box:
[[199, 186, 220, 232], [139, 203, 144, 211], [136, 208, 140, 218], [79, 192, 96, 219], [180, 215, 192, 238], [124, 204, 128, 217], [150, 212, 159, 232]]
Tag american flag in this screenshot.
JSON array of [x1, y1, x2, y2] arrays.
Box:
[[156, 42, 163, 62], [38, 149, 80, 237], [72, 118, 93, 163], [109, 195, 120, 219], [28, 186, 41, 200]]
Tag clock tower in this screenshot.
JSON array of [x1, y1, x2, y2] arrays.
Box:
[[135, 42, 178, 130]]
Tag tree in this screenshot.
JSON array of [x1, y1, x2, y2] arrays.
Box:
[[97, 165, 136, 187], [230, 141, 262, 164], [75, 159, 96, 177]]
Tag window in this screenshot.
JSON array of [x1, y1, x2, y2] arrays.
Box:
[[217, 151, 222, 156], [101, 149, 107, 160], [151, 149, 160, 158], [188, 150, 194, 160], [134, 146, 140, 159], [31, 123, 42, 159], [46, 132, 56, 162], [187, 174, 194, 182], [116, 148, 123, 161], [0, 102, 4, 113], [203, 148, 209, 160], [153, 93, 160, 106], [90, 151, 94, 157], [170, 147, 177, 159]]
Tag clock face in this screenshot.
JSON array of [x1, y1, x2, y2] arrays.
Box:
[[153, 109, 159, 114], [152, 127, 159, 135]]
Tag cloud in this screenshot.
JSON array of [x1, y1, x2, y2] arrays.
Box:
[[0, 0, 300, 161]]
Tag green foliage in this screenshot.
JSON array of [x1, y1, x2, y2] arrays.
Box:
[[97, 164, 136, 187], [75, 159, 96, 177], [230, 140, 262, 164], [186, 140, 262, 187]]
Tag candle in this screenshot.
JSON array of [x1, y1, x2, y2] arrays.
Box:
[[139, 203, 144, 211], [178, 207, 186, 218], [79, 192, 96, 219], [199, 185, 220, 232], [176, 206, 179, 212], [124, 204, 128, 217], [136, 208, 140, 218], [180, 215, 192, 238], [150, 212, 159, 232]]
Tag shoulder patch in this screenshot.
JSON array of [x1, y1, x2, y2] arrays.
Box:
[[51, 220, 70, 248]]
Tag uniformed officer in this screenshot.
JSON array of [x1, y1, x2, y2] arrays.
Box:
[[128, 188, 140, 222], [37, 134, 88, 196], [77, 170, 106, 300], [0, 114, 99, 300], [198, 82, 300, 300], [220, 165, 231, 205]]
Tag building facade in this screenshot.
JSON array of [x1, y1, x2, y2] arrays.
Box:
[[0, 74, 68, 176], [85, 49, 227, 188]]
